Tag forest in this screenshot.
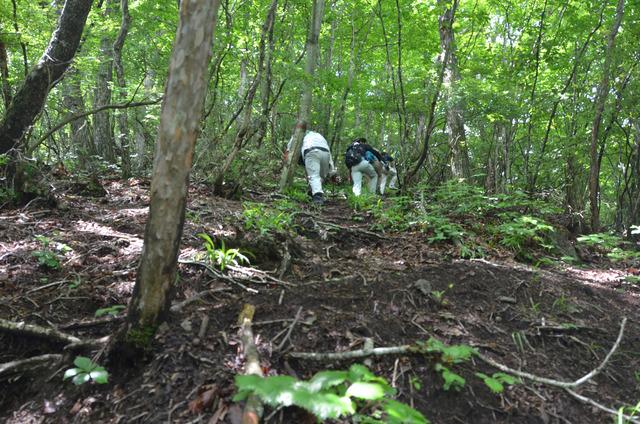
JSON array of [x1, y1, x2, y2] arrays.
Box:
[[0, 0, 639, 423]]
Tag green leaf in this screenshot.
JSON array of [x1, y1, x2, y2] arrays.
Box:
[[475, 372, 504, 393], [73, 356, 95, 371], [383, 399, 430, 424], [90, 368, 109, 384], [63, 368, 81, 380], [308, 370, 348, 392], [346, 382, 386, 400], [72, 373, 91, 385]]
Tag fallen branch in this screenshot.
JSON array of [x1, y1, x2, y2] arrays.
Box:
[[238, 304, 263, 424], [0, 354, 63, 380], [565, 388, 640, 424], [289, 318, 630, 422], [0, 318, 82, 345], [289, 345, 413, 361], [316, 220, 388, 240], [476, 317, 627, 389], [179, 260, 259, 294]]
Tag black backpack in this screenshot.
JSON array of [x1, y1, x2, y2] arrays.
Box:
[[345, 143, 365, 168]]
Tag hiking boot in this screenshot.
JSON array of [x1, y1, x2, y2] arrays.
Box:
[[311, 192, 325, 205]]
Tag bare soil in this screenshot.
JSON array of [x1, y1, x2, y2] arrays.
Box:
[[1, 178, 639, 424]]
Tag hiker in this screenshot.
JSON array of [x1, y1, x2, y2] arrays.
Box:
[[377, 152, 398, 195], [344, 138, 384, 196], [284, 130, 336, 205]]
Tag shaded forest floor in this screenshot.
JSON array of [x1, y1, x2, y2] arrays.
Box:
[[1, 178, 639, 423]]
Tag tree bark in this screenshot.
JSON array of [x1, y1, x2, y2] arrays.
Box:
[[588, 0, 624, 232], [61, 67, 93, 161], [93, 0, 117, 163], [112, 0, 220, 355], [0, 40, 11, 109], [113, 0, 131, 177], [279, 0, 325, 191], [438, 0, 470, 180], [0, 0, 94, 156]]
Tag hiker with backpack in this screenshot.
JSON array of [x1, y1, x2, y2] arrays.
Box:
[[284, 130, 336, 205], [344, 138, 385, 196], [378, 152, 398, 194]]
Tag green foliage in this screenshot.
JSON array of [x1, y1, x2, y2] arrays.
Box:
[[434, 364, 465, 391], [63, 356, 109, 385], [422, 338, 477, 364], [31, 235, 70, 270], [198, 233, 250, 271], [370, 197, 414, 231], [474, 372, 519, 394], [494, 216, 555, 254], [242, 202, 294, 235], [95, 305, 126, 317], [577, 233, 640, 262], [234, 364, 428, 423], [617, 401, 640, 424], [348, 192, 378, 212], [577, 233, 623, 250], [415, 214, 465, 244]]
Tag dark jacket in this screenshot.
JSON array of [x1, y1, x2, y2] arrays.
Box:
[[345, 139, 384, 168]]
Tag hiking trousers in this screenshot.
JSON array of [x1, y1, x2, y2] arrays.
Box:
[[305, 149, 332, 195], [351, 159, 378, 196]]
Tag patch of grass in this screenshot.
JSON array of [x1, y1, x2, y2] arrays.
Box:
[[242, 202, 295, 235]]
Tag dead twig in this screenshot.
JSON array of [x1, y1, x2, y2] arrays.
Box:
[[565, 388, 640, 424], [170, 286, 231, 312], [476, 317, 627, 389], [179, 260, 258, 294], [276, 307, 303, 351]]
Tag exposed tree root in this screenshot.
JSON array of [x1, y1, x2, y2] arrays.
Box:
[[0, 317, 82, 345], [238, 304, 264, 424], [0, 354, 63, 380]]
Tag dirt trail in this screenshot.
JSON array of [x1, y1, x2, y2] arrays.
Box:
[[1, 182, 639, 423]]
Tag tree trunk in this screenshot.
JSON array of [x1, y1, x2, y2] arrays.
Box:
[[279, 0, 325, 191], [0, 0, 94, 156], [438, 0, 470, 180], [588, 0, 624, 232], [61, 67, 93, 162], [212, 0, 278, 191], [111, 0, 220, 357], [113, 0, 131, 178], [93, 0, 117, 163], [0, 40, 11, 109]]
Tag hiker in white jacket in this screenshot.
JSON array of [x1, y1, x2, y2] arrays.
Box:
[[285, 130, 336, 205]]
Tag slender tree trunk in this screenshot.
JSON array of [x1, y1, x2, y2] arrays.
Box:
[[0, 0, 94, 156], [62, 67, 93, 161], [438, 0, 470, 180], [111, 0, 220, 357], [0, 41, 11, 109], [279, 0, 325, 191], [11, 0, 29, 77], [134, 69, 155, 173], [524, 0, 547, 190], [113, 0, 131, 178], [212, 0, 278, 191], [93, 0, 116, 163], [588, 0, 624, 232]]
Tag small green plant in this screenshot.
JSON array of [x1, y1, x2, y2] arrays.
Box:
[[347, 192, 377, 212], [95, 305, 126, 317], [63, 356, 109, 385], [414, 214, 464, 244], [198, 233, 249, 271], [475, 372, 519, 393], [495, 216, 555, 254], [434, 363, 466, 391], [234, 364, 429, 423], [242, 202, 294, 235], [617, 401, 640, 424], [31, 235, 70, 269], [577, 232, 622, 249]]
